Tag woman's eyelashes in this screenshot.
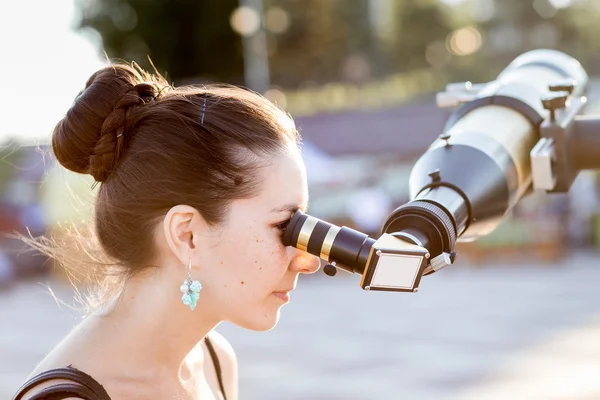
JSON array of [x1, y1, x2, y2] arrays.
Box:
[[275, 218, 291, 233]]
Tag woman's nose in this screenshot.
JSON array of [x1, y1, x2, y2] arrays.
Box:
[[290, 248, 321, 274]]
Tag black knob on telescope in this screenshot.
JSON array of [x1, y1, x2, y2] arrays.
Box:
[[323, 264, 337, 276]]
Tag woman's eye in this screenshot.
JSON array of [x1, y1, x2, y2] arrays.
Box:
[[276, 219, 291, 233]]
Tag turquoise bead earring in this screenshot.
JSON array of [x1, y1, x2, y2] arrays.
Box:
[[180, 259, 202, 311]]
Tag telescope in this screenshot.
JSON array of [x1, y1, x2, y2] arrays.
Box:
[[284, 49, 600, 292]]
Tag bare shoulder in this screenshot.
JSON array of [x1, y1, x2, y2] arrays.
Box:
[[207, 331, 238, 400], [208, 330, 236, 363]]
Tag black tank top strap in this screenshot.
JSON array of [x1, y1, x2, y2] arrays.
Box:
[[15, 340, 227, 400], [13, 365, 111, 400], [204, 335, 228, 400]]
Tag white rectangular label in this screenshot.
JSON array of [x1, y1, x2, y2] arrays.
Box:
[[370, 253, 423, 289]]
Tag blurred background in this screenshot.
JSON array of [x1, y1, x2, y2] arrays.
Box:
[[2, 0, 600, 399]]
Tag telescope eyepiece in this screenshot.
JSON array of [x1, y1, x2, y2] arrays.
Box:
[[282, 210, 375, 275]]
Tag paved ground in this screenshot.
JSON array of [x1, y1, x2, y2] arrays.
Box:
[[2, 251, 600, 399]]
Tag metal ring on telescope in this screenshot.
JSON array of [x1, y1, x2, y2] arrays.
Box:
[[296, 216, 318, 252], [443, 95, 545, 133], [320, 226, 341, 261]]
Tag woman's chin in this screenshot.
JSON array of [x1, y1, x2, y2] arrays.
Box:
[[236, 309, 281, 332]]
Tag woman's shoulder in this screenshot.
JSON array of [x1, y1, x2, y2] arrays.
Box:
[[13, 365, 111, 400], [205, 331, 238, 400], [207, 331, 236, 364]]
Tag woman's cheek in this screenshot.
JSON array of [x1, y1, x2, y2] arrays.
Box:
[[250, 234, 285, 266], [268, 237, 289, 265]]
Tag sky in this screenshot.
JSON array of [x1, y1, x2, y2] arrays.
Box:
[[1, 0, 104, 144]]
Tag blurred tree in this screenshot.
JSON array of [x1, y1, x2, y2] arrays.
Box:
[[77, 0, 244, 84], [469, 0, 600, 79], [389, 1, 455, 72], [77, 0, 457, 88], [265, 0, 458, 86], [264, 0, 376, 87], [76, 0, 600, 93], [478, 1, 585, 74]]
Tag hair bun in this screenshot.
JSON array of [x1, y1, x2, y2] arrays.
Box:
[[52, 65, 161, 182]]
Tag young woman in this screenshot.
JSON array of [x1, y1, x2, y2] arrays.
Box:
[[14, 64, 320, 400]]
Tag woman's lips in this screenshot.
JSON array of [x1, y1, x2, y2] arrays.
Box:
[[272, 292, 290, 302]]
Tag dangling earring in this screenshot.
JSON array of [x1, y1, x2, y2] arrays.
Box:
[[180, 259, 202, 311]]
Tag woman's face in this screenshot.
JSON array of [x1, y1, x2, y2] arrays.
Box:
[[196, 143, 321, 331]]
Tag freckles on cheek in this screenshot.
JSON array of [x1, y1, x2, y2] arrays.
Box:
[[245, 221, 287, 264], [253, 240, 286, 272]]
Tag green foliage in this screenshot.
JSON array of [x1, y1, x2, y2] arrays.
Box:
[[264, 0, 375, 86], [389, 1, 454, 71], [76, 0, 600, 94], [77, 0, 455, 87], [77, 0, 244, 84]]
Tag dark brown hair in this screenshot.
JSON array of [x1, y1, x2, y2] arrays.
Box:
[[43, 63, 298, 309]]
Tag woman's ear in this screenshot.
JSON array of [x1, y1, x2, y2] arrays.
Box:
[[163, 205, 210, 265]]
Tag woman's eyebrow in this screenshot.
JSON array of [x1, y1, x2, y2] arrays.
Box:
[[270, 203, 307, 213]]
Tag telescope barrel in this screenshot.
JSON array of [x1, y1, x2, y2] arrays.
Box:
[[282, 49, 596, 292], [282, 211, 375, 275], [402, 49, 589, 245]]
